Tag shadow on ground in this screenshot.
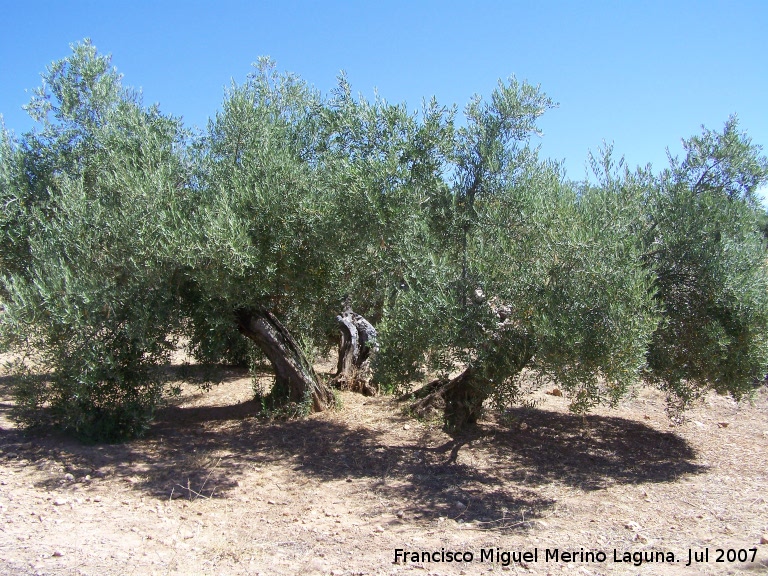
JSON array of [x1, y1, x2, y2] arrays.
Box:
[[0, 381, 706, 531]]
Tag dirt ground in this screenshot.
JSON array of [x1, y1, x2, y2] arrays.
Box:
[[1, 356, 767, 576]]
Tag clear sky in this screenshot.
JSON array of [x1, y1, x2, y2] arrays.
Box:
[[1, 0, 766, 186]]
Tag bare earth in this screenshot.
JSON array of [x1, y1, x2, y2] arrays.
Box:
[[1, 356, 767, 576]]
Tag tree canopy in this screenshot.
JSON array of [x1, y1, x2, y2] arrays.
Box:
[[2, 41, 767, 440]]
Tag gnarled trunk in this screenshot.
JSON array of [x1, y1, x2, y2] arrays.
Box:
[[330, 308, 378, 396], [406, 367, 487, 430], [405, 294, 535, 430], [235, 308, 334, 412]]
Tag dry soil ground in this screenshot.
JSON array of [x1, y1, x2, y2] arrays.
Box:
[[1, 356, 767, 576]]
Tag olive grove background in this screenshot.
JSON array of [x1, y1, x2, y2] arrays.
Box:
[[1, 41, 767, 440]]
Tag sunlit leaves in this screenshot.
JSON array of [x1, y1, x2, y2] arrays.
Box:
[[646, 119, 768, 411], [1, 42, 190, 440]]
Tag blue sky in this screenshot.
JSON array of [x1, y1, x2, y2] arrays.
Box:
[[1, 0, 766, 187]]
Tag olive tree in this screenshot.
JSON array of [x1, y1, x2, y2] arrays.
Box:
[[379, 86, 768, 431], [1, 44, 449, 437], [375, 79, 659, 428], [4, 42, 766, 440], [644, 117, 768, 415], [0, 41, 193, 440], [187, 61, 452, 407]]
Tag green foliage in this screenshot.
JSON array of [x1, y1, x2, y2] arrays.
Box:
[[190, 60, 454, 360], [645, 118, 768, 413], [373, 253, 457, 391], [0, 41, 191, 441], [190, 59, 336, 353], [535, 154, 659, 412], [320, 79, 456, 324], [376, 81, 660, 418], [3, 42, 767, 440]]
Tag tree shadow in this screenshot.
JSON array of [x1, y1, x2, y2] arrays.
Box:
[[162, 362, 252, 383], [0, 374, 18, 412], [476, 406, 701, 489], [0, 391, 706, 532]]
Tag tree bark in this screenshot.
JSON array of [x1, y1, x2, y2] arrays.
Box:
[[406, 368, 487, 430], [330, 308, 378, 396], [235, 308, 334, 412], [404, 294, 534, 431]]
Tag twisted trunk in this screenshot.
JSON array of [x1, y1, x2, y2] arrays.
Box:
[[406, 368, 487, 430], [330, 308, 378, 396], [235, 308, 333, 412], [406, 295, 535, 430]]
